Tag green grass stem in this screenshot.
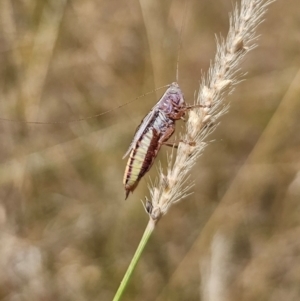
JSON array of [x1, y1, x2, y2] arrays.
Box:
[[112, 219, 156, 301]]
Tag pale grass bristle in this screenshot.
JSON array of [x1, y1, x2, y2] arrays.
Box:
[[147, 0, 275, 222]]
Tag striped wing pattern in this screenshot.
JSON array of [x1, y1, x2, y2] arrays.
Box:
[[122, 104, 160, 159]]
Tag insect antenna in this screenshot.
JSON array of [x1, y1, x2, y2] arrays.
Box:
[[175, 0, 189, 83], [0, 85, 169, 125]]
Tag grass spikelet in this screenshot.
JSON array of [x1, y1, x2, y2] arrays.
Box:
[[148, 0, 275, 222]]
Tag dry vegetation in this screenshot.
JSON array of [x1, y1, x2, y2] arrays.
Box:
[[0, 0, 299, 301]]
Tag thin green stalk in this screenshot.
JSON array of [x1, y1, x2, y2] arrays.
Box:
[[113, 219, 156, 301]]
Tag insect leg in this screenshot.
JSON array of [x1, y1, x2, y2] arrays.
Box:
[[158, 126, 175, 147], [163, 142, 179, 149], [185, 104, 206, 110], [163, 140, 196, 148]]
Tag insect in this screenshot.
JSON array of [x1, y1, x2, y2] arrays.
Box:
[[122, 77, 203, 199], [123, 82, 188, 199]]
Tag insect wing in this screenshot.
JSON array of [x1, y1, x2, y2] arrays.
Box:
[[122, 106, 158, 159], [122, 85, 173, 159]]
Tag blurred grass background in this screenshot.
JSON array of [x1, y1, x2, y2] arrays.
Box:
[[0, 0, 299, 300]]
